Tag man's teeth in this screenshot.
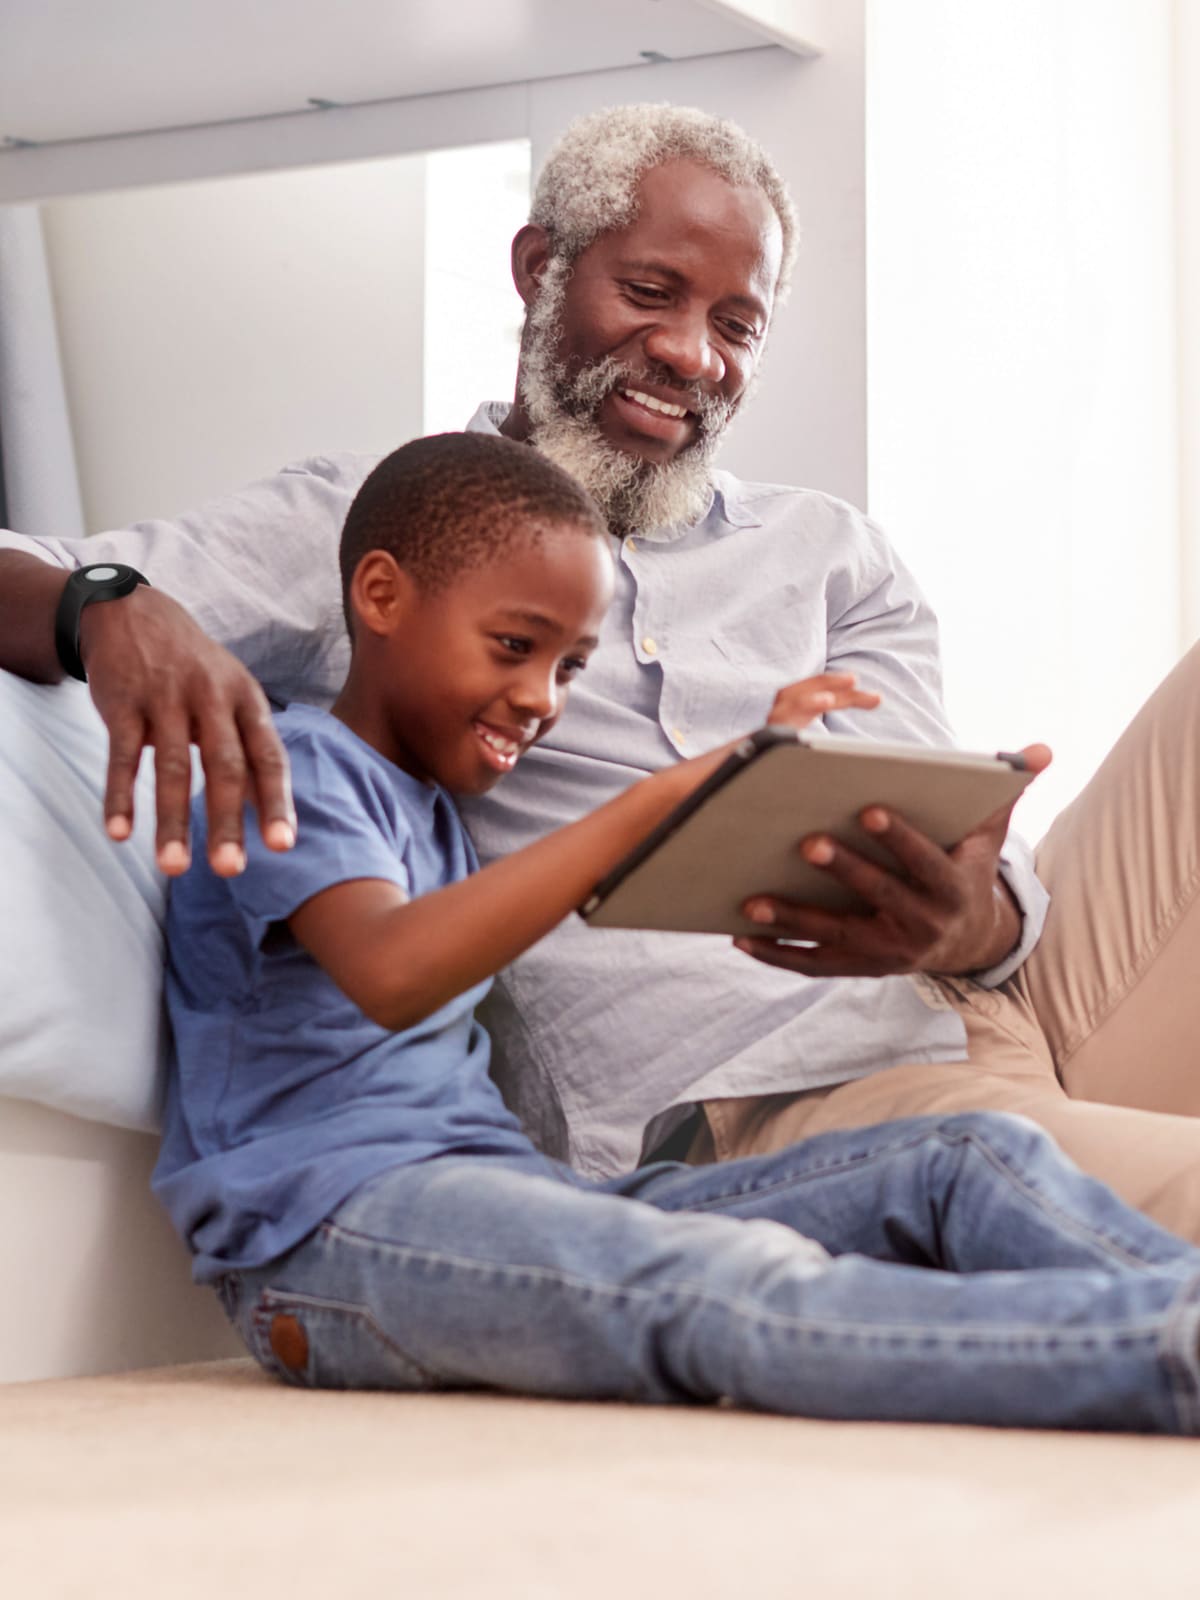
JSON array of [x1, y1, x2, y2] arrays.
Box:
[[622, 388, 689, 420], [477, 725, 519, 757]]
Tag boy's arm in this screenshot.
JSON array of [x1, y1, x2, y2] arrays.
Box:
[[289, 752, 715, 1032], [291, 676, 876, 1031]]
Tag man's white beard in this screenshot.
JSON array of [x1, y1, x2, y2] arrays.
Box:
[[518, 257, 738, 537]]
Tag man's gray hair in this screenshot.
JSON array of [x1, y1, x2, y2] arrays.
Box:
[[530, 103, 798, 302]]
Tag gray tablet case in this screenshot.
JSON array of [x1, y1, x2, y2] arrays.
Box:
[[579, 728, 1033, 937]]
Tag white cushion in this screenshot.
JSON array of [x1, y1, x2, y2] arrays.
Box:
[[0, 669, 169, 1130]]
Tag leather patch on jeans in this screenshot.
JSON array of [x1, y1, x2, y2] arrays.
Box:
[[269, 1312, 309, 1374]]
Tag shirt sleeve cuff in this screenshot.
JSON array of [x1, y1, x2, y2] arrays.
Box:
[[970, 836, 1050, 988]]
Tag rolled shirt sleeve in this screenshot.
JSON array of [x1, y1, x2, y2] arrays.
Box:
[[0, 452, 375, 709]]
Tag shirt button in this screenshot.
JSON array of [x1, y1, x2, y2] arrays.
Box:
[[642, 637, 658, 656], [625, 538, 637, 552], [672, 727, 686, 744]]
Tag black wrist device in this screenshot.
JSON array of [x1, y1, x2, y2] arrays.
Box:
[[54, 563, 150, 682]]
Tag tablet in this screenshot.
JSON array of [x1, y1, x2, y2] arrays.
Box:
[[579, 728, 1034, 936]]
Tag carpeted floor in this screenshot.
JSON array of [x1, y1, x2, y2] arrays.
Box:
[[3, 1358, 1199, 1598]]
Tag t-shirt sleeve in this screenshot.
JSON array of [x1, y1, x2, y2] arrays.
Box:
[[225, 730, 411, 949]]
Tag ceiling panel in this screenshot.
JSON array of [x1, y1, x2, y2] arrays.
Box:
[[0, 0, 778, 146]]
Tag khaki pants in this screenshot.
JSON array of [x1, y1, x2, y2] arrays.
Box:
[[694, 639, 1200, 1242]]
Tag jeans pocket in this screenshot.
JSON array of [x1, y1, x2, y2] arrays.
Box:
[[249, 1286, 442, 1392]]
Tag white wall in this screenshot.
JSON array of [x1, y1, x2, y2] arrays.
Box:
[[32, 36, 868, 531], [42, 155, 427, 531], [423, 140, 530, 435], [867, 0, 1179, 843], [1175, 0, 1200, 647]]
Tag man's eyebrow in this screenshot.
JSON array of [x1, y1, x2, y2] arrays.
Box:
[[615, 259, 768, 319], [618, 258, 687, 284]]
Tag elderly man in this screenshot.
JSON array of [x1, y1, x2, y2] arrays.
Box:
[[4, 104, 1200, 1233]]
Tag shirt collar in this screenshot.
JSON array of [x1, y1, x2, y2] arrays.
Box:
[[464, 401, 762, 541]]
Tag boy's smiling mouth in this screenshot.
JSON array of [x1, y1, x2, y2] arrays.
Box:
[[473, 719, 527, 773]]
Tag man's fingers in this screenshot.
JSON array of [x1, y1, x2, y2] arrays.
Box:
[[103, 709, 148, 842], [194, 692, 294, 876], [196, 711, 251, 877], [732, 935, 890, 979], [743, 824, 952, 939], [1018, 742, 1053, 776], [150, 709, 197, 875], [944, 741, 1055, 862], [237, 694, 295, 853], [81, 586, 293, 871], [848, 809, 965, 904]]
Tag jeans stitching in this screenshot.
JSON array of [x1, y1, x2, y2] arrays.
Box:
[[679, 1121, 1171, 1272], [1155, 1282, 1200, 1433], [257, 1282, 449, 1385], [321, 1217, 1180, 1353]]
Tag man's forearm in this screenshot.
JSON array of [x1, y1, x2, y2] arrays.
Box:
[[0, 552, 70, 682]]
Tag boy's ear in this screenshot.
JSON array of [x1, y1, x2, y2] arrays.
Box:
[[349, 551, 417, 638], [510, 224, 553, 307]]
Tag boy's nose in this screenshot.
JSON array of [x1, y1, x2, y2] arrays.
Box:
[[509, 667, 559, 722]]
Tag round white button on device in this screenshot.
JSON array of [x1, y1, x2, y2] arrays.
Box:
[[86, 566, 119, 582]]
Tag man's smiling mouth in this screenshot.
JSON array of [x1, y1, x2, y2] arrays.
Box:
[[620, 387, 691, 420]]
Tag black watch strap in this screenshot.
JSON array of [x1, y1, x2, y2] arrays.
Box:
[[54, 563, 150, 682]]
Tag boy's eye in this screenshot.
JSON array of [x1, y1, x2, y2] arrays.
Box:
[[557, 657, 588, 681], [495, 635, 532, 656]]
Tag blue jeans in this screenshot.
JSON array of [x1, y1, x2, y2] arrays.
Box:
[[218, 1113, 1200, 1433]]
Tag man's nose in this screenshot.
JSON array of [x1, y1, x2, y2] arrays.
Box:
[[642, 316, 725, 386]]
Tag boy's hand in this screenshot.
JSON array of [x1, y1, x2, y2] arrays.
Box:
[[767, 672, 881, 728]]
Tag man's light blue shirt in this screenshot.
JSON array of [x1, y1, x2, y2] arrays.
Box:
[[3, 402, 1048, 1176]]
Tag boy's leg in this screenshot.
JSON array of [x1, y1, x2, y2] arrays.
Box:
[[695, 996, 1200, 1241], [221, 1147, 1200, 1433], [630, 1111, 1200, 1277]]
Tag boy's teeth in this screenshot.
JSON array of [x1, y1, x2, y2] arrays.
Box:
[[623, 388, 688, 419], [477, 725, 518, 755]]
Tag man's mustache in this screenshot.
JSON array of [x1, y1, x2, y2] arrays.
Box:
[[557, 358, 734, 438]]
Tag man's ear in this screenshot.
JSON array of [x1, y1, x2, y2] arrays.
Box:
[[510, 224, 553, 307], [350, 551, 417, 639]]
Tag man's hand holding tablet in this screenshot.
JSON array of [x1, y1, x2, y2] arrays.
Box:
[[582, 671, 1050, 979]]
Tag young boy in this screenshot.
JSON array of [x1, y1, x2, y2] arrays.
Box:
[[155, 432, 1200, 1434]]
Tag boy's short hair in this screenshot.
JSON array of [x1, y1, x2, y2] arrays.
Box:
[[339, 432, 606, 635]]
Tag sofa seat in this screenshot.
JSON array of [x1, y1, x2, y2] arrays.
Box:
[[4, 1358, 1199, 1596]]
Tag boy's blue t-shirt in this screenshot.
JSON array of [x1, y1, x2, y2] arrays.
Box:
[[153, 703, 532, 1283]]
